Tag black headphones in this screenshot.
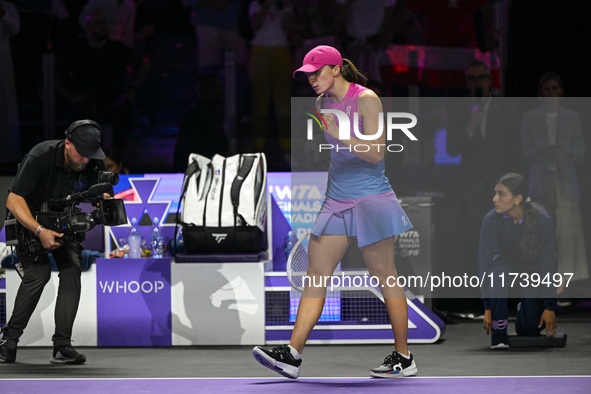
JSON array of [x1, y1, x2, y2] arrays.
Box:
[[65, 119, 101, 141]]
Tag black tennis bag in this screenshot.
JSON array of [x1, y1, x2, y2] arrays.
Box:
[[176, 153, 267, 254]]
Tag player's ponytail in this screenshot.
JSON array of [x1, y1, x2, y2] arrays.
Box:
[[340, 58, 368, 86]]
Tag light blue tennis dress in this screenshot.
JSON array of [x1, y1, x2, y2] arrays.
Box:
[[310, 82, 413, 247]]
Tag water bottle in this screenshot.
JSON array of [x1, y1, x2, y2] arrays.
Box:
[[151, 217, 164, 258], [284, 230, 295, 262], [171, 226, 185, 256], [128, 217, 142, 258]]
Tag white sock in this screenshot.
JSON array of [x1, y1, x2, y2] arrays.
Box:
[[288, 345, 302, 360], [397, 350, 410, 359]]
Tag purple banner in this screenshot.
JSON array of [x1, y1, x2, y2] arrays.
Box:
[[97, 258, 171, 346]]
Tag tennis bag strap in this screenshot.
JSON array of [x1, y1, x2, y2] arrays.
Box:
[[173, 159, 200, 253], [230, 155, 255, 226]]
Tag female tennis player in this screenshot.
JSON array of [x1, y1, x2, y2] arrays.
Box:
[[252, 45, 417, 379]]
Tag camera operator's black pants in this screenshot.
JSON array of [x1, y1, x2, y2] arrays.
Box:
[[5, 242, 83, 347]]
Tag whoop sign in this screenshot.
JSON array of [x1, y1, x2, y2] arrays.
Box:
[[99, 280, 165, 294], [97, 258, 171, 346]]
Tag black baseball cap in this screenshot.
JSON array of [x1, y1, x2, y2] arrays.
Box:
[[67, 120, 106, 160]]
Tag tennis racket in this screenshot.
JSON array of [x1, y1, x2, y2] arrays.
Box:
[[286, 233, 311, 292]]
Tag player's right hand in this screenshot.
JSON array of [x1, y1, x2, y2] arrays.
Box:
[[323, 113, 340, 140]]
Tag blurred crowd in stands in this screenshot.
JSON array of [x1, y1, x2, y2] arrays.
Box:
[[1, 0, 503, 173]]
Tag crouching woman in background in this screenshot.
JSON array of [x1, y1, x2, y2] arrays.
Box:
[[480, 173, 557, 349]]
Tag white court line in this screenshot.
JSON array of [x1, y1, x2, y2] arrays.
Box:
[[1, 375, 590, 381]]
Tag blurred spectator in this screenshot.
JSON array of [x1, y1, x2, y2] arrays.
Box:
[[49, 0, 88, 55], [291, 0, 337, 97], [57, 10, 150, 150], [158, 0, 193, 37], [183, 0, 250, 153], [134, 0, 160, 52], [106, 147, 130, 174], [0, 0, 21, 164], [183, 0, 248, 73], [521, 72, 588, 292], [78, 0, 136, 47], [383, 0, 424, 46], [292, 0, 335, 43], [173, 75, 227, 172], [334, 0, 395, 82], [134, 0, 195, 130], [248, 0, 293, 159], [388, 0, 497, 52], [446, 60, 522, 279]]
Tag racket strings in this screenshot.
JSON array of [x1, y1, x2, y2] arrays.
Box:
[[288, 236, 310, 291]]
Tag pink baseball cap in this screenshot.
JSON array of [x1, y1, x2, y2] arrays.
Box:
[[293, 45, 343, 78]]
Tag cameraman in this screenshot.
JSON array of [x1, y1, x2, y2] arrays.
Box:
[[0, 120, 108, 364]]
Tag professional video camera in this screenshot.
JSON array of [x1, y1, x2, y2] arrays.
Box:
[[5, 171, 128, 254]]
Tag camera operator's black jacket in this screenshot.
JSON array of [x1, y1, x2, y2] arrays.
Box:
[[10, 140, 107, 213]]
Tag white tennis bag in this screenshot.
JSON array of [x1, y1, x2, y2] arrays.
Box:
[[177, 153, 267, 253]]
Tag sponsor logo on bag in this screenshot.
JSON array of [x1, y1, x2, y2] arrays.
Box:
[[212, 233, 228, 243]]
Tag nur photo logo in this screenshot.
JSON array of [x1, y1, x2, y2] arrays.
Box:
[[302, 107, 419, 153]]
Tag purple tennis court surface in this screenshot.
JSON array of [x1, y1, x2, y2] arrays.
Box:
[[1, 377, 589, 393]]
